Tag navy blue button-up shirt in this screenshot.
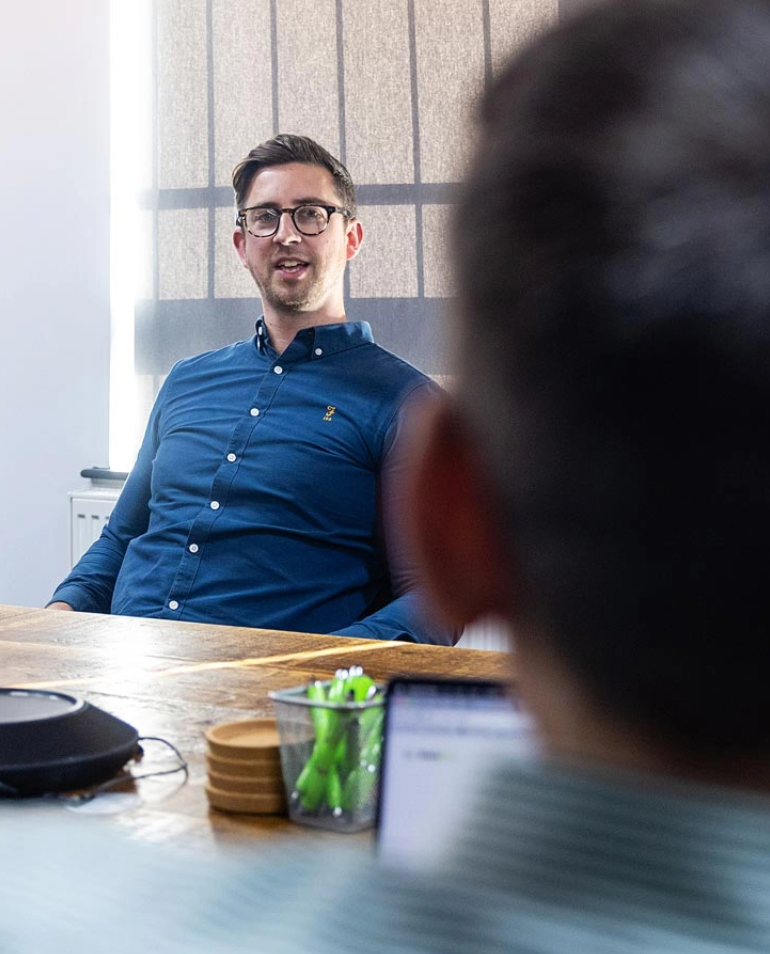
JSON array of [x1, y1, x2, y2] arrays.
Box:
[[51, 320, 453, 644]]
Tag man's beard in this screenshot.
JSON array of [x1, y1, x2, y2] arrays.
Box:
[[259, 280, 316, 313], [248, 261, 331, 315]]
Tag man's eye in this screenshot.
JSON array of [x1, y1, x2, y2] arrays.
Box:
[[297, 206, 324, 223], [249, 210, 278, 227]]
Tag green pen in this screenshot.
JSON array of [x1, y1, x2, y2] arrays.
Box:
[[340, 761, 379, 813], [326, 764, 343, 817], [348, 672, 375, 703], [307, 679, 330, 742], [296, 758, 328, 811], [358, 711, 383, 767], [296, 670, 348, 813]]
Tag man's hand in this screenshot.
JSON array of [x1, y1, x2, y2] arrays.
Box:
[[46, 602, 75, 611]]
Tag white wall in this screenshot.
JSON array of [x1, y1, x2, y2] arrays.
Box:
[[0, 1, 110, 606]]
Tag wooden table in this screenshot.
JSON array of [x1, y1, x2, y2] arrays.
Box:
[[0, 604, 512, 850]]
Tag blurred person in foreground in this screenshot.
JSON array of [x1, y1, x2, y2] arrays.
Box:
[[7, 0, 770, 949]]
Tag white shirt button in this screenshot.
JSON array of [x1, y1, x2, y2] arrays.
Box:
[[273, 365, 283, 375], [189, 543, 199, 554], [314, 348, 323, 356], [169, 600, 179, 610], [227, 453, 237, 462], [210, 500, 220, 510], [250, 408, 259, 417]]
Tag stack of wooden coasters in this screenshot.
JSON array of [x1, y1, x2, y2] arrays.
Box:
[[204, 717, 287, 815]]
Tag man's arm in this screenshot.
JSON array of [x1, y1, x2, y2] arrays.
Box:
[[45, 391, 165, 613], [46, 457, 154, 613], [332, 385, 460, 646], [332, 592, 456, 644]]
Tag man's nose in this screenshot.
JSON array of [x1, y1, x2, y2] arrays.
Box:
[[273, 211, 302, 244]]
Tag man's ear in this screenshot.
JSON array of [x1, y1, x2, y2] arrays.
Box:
[[407, 396, 515, 630], [233, 227, 247, 264], [345, 219, 363, 261]]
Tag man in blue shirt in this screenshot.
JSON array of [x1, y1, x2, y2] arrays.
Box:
[[48, 135, 452, 644]]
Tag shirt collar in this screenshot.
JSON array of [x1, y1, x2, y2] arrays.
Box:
[[254, 317, 374, 361]]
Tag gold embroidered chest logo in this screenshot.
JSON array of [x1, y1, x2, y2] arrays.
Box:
[[323, 405, 336, 422]]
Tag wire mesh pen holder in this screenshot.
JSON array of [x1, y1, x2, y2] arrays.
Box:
[[270, 681, 384, 833]]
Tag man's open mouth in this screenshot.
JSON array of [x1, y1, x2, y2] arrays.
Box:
[[275, 259, 308, 274]]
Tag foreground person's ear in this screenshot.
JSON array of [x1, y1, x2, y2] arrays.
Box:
[[406, 396, 515, 630]]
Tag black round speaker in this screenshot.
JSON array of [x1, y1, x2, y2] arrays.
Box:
[[0, 688, 140, 797]]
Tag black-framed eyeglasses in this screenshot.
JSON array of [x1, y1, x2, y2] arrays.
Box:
[[236, 204, 350, 238]]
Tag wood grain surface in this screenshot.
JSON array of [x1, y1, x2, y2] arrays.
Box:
[[0, 605, 513, 850]]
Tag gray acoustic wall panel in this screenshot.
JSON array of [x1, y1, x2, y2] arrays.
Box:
[[212, 0, 274, 186], [343, 0, 415, 185], [157, 0, 209, 189], [135, 0, 559, 384], [276, 0, 341, 155]]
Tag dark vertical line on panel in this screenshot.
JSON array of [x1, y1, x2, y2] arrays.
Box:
[[270, 0, 280, 133], [336, 0, 350, 303], [336, 0, 347, 163], [206, 0, 216, 299], [406, 1, 422, 186], [481, 0, 493, 85], [407, 0, 425, 299], [151, 0, 160, 306]]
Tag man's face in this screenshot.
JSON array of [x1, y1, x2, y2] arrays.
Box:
[[233, 162, 361, 318]]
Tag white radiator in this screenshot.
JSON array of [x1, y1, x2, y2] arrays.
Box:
[[68, 488, 121, 566], [456, 617, 512, 652]]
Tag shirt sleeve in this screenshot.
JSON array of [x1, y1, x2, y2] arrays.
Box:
[[331, 382, 460, 646], [46, 385, 166, 613]]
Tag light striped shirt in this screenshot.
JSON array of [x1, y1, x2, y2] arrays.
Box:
[[3, 758, 770, 952]]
